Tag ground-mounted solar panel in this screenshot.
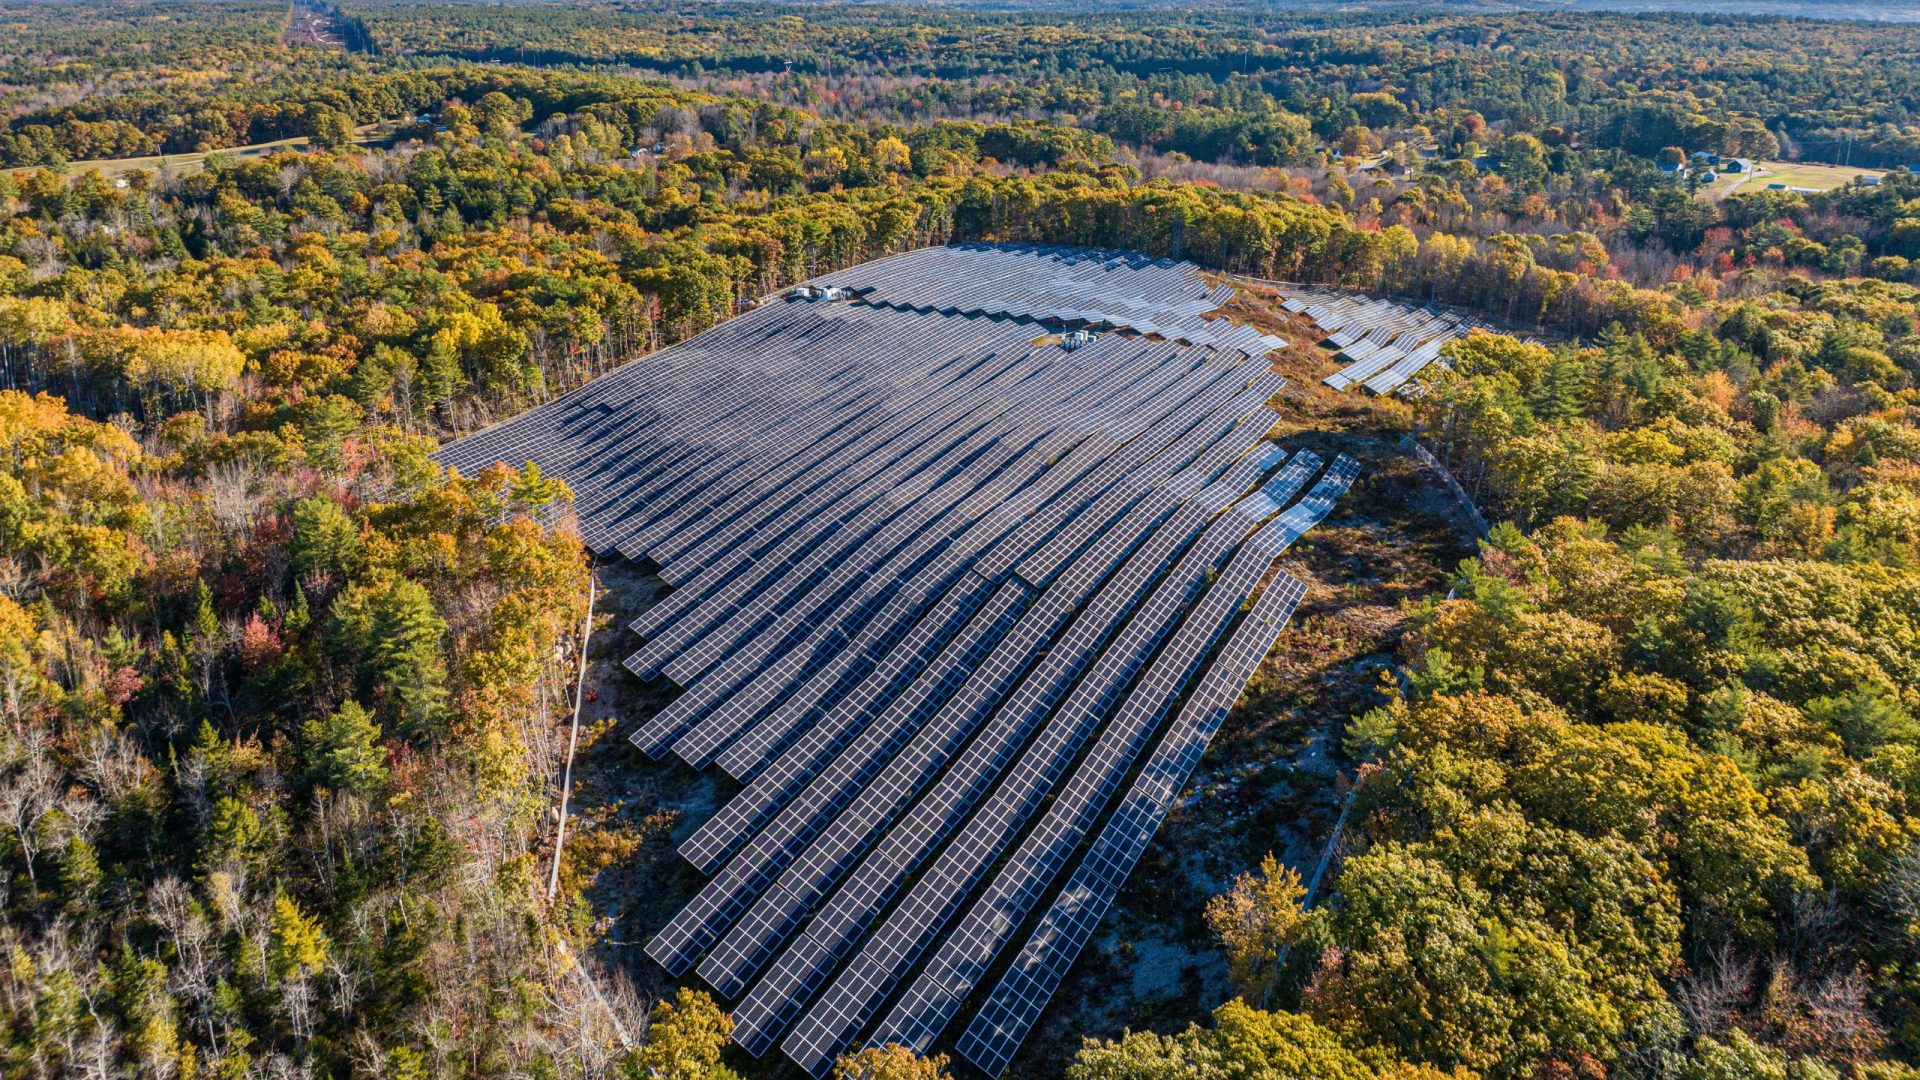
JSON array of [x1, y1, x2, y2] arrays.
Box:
[[698, 363, 1281, 784], [812, 245, 1286, 357], [629, 341, 1003, 567], [706, 443, 1284, 1051], [954, 573, 1310, 1076], [725, 448, 1297, 1065], [874, 459, 1358, 1056], [644, 336, 1040, 580], [644, 579, 1033, 978], [630, 341, 1140, 749], [626, 328, 1057, 636], [653, 339, 1146, 694], [663, 348, 1253, 771], [780, 462, 1324, 1074], [572, 317, 907, 542], [432, 243, 1366, 1078], [624, 342, 1061, 680], [944, 459, 1358, 1074], [690, 386, 1285, 868]]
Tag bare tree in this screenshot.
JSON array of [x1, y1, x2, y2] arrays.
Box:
[[151, 876, 225, 1053], [1676, 945, 1754, 1038], [0, 728, 60, 885], [205, 461, 263, 534]]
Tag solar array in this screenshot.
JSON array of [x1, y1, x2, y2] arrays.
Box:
[[1276, 286, 1506, 395], [812, 243, 1290, 358], [435, 244, 1360, 1076]]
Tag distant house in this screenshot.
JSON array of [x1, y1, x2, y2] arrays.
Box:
[[1863, 174, 1885, 186], [1657, 160, 1689, 178], [1699, 169, 1718, 182], [1692, 150, 1721, 165], [1724, 158, 1753, 173], [1766, 182, 1789, 190]]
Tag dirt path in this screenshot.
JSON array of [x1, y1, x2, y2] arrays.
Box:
[[545, 559, 723, 1001]]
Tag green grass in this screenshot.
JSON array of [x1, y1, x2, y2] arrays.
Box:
[[7, 126, 390, 179], [1698, 159, 1884, 201]]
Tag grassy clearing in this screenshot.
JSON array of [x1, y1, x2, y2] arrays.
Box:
[[6, 127, 389, 180], [1751, 159, 1884, 192], [1712, 159, 1885, 198], [1698, 159, 1885, 201]]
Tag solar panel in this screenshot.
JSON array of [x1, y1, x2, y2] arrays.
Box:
[[655, 340, 1141, 699], [664, 349, 1253, 770], [727, 450, 1294, 1066], [706, 443, 1276, 1048], [781, 465, 1311, 1073], [626, 342, 1061, 683], [875, 463, 1355, 1053], [435, 245, 1359, 1078], [955, 573, 1310, 1076]]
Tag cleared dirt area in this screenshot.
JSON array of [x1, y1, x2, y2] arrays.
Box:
[[550, 557, 719, 1004], [285, 2, 347, 49]]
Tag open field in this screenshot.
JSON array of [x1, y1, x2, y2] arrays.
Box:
[[285, 1, 346, 48], [1701, 158, 1887, 199], [1751, 159, 1885, 191], [5, 128, 391, 180]]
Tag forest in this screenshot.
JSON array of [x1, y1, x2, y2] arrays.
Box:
[[0, 0, 1917, 1077]]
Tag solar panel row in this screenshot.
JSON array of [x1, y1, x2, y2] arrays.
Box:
[[810, 244, 1288, 357], [649, 341, 1178, 739], [432, 245, 1357, 1077], [649, 429, 1275, 990], [631, 339, 1019, 572], [956, 570, 1316, 1075], [662, 350, 1258, 771], [574, 308, 939, 551], [778, 456, 1337, 1072], [694, 369, 1285, 835], [880, 456, 1362, 1060], [944, 465, 1360, 1077], [699, 441, 1292, 1051], [639, 335, 1037, 581], [732, 448, 1308, 1065], [628, 340, 1209, 757], [625, 337, 1076, 690], [622, 314, 1056, 595], [671, 380, 1285, 882]]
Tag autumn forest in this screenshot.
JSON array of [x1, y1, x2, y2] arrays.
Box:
[[1, 0, 1919, 1079]]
